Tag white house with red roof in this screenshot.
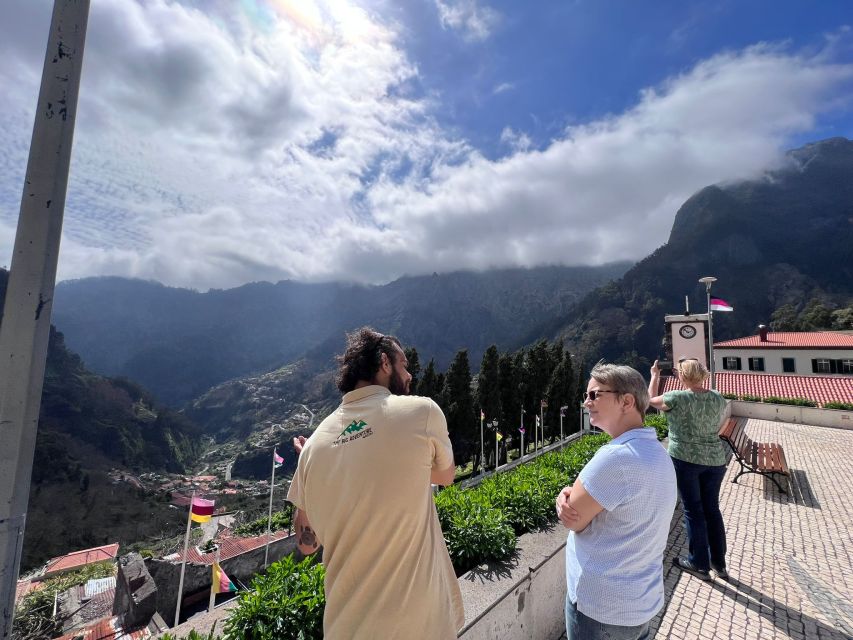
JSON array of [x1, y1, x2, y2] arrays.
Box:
[[714, 327, 853, 377]]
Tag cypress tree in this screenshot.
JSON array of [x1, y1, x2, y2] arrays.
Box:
[[418, 359, 439, 400], [404, 347, 421, 394], [442, 349, 476, 466]]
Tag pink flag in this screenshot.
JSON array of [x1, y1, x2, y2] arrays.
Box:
[[710, 298, 733, 312], [273, 450, 284, 467]]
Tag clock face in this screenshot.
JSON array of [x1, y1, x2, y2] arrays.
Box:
[[679, 325, 697, 339]]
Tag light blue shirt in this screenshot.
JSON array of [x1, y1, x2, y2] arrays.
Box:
[[566, 428, 677, 626]]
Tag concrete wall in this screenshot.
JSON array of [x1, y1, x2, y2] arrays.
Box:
[[458, 542, 566, 640], [147, 535, 297, 626], [729, 401, 853, 430]]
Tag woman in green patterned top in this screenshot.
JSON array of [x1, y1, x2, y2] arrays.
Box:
[[649, 357, 729, 581]]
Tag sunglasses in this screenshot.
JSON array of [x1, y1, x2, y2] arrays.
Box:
[[582, 390, 619, 402]]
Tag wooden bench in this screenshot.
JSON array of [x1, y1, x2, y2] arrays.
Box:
[[718, 418, 790, 494]]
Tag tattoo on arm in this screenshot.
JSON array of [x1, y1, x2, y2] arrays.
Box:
[[299, 524, 318, 549]]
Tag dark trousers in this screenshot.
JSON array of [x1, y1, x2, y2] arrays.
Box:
[[672, 457, 727, 572]]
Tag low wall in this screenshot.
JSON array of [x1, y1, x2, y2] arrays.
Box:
[[147, 535, 297, 626], [458, 534, 566, 639], [730, 401, 853, 430]]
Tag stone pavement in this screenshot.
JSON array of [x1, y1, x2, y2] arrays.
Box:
[[561, 419, 853, 640]]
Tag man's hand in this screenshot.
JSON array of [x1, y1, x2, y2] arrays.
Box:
[[292, 435, 307, 456], [556, 486, 580, 529]]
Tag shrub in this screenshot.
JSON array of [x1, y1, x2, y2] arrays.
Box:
[[434, 433, 609, 575], [224, 555, 325, 640], [435, 485, 516, 574], [643, 413, 668, 441], [721, 393, 738, 400], [740, 394, 761, 402], [161, 626, 221, 640], [234, 510, 292, 537], [824, 401, 853, 411], [762, 396, 817, 407]]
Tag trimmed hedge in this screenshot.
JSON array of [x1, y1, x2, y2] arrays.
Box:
[[824, 401, 853, 411], [234, 510, 292, 537], [762, 396, 817, 407], [643, 413, 668, 441], [740, 394, 761, 402], [435, 433, 610, 574]]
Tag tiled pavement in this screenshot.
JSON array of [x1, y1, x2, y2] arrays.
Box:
[[561, 419, 853, 640]]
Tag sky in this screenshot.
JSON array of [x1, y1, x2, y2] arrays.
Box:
[[1, 0, 852, 290]]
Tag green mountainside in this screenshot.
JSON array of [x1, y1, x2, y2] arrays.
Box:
[[51, 263, 630, 406], [551, 137, 853, 367], [0, 269, 202, 569]]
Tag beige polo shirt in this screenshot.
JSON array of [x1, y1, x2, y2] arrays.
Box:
[[287, 385, 464, 640]]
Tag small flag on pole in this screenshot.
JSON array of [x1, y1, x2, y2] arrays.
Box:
[[710, 298, 734, 312], [496, 431, 503, 442], [540, 399, 548, 409], [212, 562, 237, 594], [519, 427, 525, 434], [190, 497, 215, 523], [559, 406, 566, 417], [480, 409, 485, 421], [273, 449, 284, 468], [535, 415, 540, 427]]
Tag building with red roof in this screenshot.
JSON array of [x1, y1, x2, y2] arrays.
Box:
[[43, 543, 120, 578], [660, 372, 853, 406], [714, 328, 853, 377], [162, 530, 289, 565]]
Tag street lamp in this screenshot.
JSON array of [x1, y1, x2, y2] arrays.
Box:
[[699, 276, 718, 390], [559, 406, 568, 449]]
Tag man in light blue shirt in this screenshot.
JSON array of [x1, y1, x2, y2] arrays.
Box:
[[556, 364, 677, 640]]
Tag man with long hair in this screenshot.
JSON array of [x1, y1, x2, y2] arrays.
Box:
[[287, 327, 463, 639]]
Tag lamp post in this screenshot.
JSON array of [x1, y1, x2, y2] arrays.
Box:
[[699, 276, 718, 390], [559, 406, 568, 449]]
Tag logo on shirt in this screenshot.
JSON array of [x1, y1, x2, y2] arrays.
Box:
[[333, 419, 374, 446]]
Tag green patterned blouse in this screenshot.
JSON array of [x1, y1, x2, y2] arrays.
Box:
[[662, 389, 728, 466]]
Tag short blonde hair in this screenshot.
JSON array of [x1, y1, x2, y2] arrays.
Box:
[[678, 358, 709, 385]]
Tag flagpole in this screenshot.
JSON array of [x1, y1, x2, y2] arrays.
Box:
[[700, 276, 718, 390], [264, 450, 277, 568], [208, 545, 219, 613], [479, 411, 484, 475], [559, 408, 564, 449], [540, 402, 544, 450], [174, 491, 194, 628], [495, 430, 498, 471], [520, 407, 525, 458]]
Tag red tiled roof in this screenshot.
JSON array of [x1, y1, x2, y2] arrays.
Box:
[[660, 372, 853, 406], [44, 544, 120, 575], [15, 579, 43, 605], [715, 332, 853, 349], [54, 616, 152, 640], [163, 530, 289, 564]]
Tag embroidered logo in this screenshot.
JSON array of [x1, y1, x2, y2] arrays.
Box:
[[333, 419, 374, 446]]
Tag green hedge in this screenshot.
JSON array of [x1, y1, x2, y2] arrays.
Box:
[[643, 413, 668, 441], [762, 396, 817, 407], [435, 433, 610, 574], [721, 392, 738, 400], [233, 510, 292, 537], [824, 401, 853, 411], [740, 394, 761, 402], [225, 555, 325, 640]]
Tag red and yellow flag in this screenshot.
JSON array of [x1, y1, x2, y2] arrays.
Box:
[[191, 497, 215, 523]]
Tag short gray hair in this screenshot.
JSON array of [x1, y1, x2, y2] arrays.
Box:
[[590, 363, 649, 415]]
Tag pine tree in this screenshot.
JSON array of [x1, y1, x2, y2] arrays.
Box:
[[404, 347, 421, 394], [524, 340, 552, 446], [476, 345, 501, 470], [574, 362, 587, 434], [442, 350, 476, 467], [419, 359, 439, 400], [545, 351, 574, 439]]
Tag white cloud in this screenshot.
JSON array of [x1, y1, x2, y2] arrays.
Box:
[[1, 3, 852, 290], [434, 0, 500, 42]]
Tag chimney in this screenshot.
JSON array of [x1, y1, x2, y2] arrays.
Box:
[[758, 325, 768, 342]]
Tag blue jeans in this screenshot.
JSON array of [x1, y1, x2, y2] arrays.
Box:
[[565, 597, 650, 640], [672, 457, 727, 572]]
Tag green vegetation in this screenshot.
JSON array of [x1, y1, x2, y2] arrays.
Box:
[[233, 509, 293, 537], [224, 556, 325, 640], [13, 562, 116, 640], [762, 396, 818, 407], [643, 413, 668, 441], [435, 433, 609, 574], [824, 401, 853, 411], [740, 394, 761, 402], [721, 392, 738, 400]]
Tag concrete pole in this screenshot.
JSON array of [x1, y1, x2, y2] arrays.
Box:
[[706, 286, 716, 390], [0, 3, 90, 638]]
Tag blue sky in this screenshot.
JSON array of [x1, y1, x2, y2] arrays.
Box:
[[1, 0, 851, 289]]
